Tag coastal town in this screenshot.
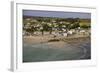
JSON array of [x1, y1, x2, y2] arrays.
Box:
[[23, 16, 90, 42], [23, 16, 91, 48]]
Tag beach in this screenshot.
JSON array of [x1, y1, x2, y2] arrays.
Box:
[[23, 35, 91, 62]]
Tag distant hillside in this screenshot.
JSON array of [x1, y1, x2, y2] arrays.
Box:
[[23, 16, 91, 21]]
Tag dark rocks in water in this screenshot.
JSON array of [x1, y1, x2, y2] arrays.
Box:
[[48, 39, 60, 42]]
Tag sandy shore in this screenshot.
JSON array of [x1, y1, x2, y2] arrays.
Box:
[[23, 35, 53, 44], [23, 35, 90, 43], [23, 35, 90, 49]]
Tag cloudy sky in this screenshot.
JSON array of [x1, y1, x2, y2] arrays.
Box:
[[23, 10, 91, 19]]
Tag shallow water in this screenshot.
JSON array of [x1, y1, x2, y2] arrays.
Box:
[[23, 39, 91, 62]]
